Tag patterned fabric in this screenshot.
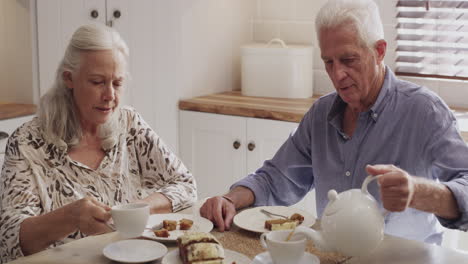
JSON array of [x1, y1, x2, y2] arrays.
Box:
[[0, 107, 197, 263]]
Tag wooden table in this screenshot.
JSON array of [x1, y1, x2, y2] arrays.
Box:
[[8, 205, 468, 264]]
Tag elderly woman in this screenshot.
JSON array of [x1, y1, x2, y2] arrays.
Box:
[[0, 23, 197, 262]]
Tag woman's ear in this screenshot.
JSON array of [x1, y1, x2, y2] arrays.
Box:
[[63, 71, 73, 89]]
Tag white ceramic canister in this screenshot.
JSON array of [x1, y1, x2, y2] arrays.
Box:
[[241, 38, 313, 99]]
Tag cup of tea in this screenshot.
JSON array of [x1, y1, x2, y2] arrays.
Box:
[[260, 230, 307, 264], [111, 203, 149, 238]]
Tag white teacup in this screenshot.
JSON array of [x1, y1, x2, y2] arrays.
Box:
[[111, 203, 149, 238], [260, 230, 307, 264]]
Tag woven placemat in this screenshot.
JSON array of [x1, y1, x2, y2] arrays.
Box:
[[212, 227, 351, 264]]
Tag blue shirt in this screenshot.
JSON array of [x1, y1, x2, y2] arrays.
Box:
[[232, 68, 468, 244]]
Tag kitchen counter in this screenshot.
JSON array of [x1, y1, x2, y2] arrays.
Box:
[[0, 103, 37, 120], [179, 91, 468, 142], [179, 91, 318, 123]]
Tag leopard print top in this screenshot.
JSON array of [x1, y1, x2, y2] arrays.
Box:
[[0, 107, 197, 263]]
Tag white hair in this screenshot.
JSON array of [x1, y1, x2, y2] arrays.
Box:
[[315, 0, 384, 48], [38, 23, 130, 150]]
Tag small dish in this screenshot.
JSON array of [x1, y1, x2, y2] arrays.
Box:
[[102, 239, 167, 263], [142, 213, 213, 242], [233, 206, 315, 233], [162, 248, 251, 264], [252, 251, 320, 264]]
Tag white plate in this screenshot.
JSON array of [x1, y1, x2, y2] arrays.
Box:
[[102, 239, 167, 263], [142, 213, 213, 242], [252, 251, 320, 264], [233, 206, 315, 233], [161, 248, 251, 264]]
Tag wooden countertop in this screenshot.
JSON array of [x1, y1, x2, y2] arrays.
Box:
[[0, 103, 37, 120], [179, 91, 318, 123], [179, 91, 468, 142]]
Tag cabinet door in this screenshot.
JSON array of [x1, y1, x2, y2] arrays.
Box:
[[105, 1, 159, 129], [37, 0, 106, 95], [0, 115, 35, 168], [246, 118, 316, 217], [179, 111, 246, 199]]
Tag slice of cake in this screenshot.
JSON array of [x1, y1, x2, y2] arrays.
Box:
[[271, 221, 297, 231], [265, 219, 297, 230], [289, 213, 304, 224], [163, 220, 178, 231], [154, 228, 170, 238], [177, 232, 225, 264], [179, 218, 194, 230]]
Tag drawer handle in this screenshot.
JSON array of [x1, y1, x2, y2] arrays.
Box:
[[113, 10, 121, 19], [90, 9, 99, 18], [248, 142, 256, 151], [233, 140, 241, 150], [0, 131, 8, 140]]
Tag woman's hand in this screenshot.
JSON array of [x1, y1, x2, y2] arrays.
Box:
[[20, 196, 112, 255], [70, 197, 112, 235]]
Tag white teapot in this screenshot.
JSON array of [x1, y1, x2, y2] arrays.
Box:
[[296, 175, 385, 257]]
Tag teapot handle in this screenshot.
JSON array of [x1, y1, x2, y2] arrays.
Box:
[[361, 174, 384, 194], [362, 175, 389, 218]]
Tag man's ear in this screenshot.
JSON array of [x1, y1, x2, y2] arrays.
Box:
[[374, 39, 387, 64], [63, 71, 73, 89]]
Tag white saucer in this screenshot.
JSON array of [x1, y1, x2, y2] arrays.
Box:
[[103, 239, 168, 263], [252, 251, 320, 264]]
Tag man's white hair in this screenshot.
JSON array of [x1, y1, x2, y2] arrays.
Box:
[[315, 0, 384, 48], [38, 23, 129, 150]]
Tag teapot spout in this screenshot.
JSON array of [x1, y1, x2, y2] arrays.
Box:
[[295, 226, 330, 252]]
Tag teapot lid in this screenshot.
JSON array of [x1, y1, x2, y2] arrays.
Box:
[[323, 190, 340, 216]]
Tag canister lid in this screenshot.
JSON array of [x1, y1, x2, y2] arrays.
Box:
[[242, 39, 312, 55]]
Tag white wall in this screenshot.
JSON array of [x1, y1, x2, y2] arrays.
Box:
[[179, 0, 255, 98], [152, 0, 255, 152], [253, 0, 468, 108], [0, 0, 34, 103]]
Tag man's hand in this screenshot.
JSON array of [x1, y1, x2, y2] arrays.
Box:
[[200, 196, 236, 232], [366, 164, 415, 212]]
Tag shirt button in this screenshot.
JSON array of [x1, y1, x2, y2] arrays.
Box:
[[373, 113, 378, 118], [345, 171, 351, 177]]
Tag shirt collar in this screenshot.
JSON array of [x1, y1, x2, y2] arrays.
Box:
[[327, 66, 395, 124]]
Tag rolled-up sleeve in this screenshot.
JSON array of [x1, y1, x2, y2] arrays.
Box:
[[0, 136, 42, 263], [424, 100, 468, 230]]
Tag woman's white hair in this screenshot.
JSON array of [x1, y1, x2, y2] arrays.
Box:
[[315, 0, 384, 48], [38, 23, 129, 151]]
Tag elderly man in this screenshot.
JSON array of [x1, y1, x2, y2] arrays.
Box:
[[200, 0, 468, 244]]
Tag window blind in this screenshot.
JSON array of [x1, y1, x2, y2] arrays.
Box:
[[396, 0, 468, 80]]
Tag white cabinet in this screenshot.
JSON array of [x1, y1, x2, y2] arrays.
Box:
[[36, 0, 160, 134], [179, 110, 316, 216], [0, 115, 35, 168]]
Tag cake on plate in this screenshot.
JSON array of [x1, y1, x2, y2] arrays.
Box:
[[177, 232, 225, 264]]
